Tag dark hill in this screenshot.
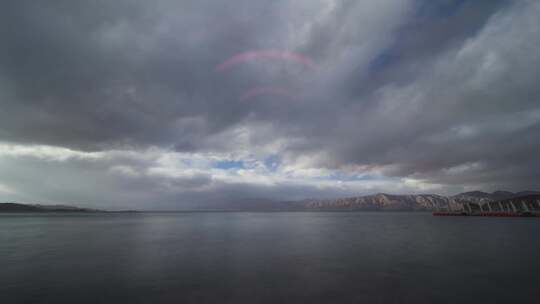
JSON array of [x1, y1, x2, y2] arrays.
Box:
[[0, 203, 99, 213]]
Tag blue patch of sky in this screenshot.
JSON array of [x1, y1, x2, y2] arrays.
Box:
[[368, 46, 400, 73], [369, 0, 508, 75], [370, 0, 468, 73], [213, 160, 245, 170], [415, 0, 470, 20], [414, 0, 509, 20], [312, 172, 390, 182], [263, 155, 280, 172], [212, 155, 281, 172]]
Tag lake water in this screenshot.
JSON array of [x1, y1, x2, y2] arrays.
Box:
[[1, 212, 539, 303]]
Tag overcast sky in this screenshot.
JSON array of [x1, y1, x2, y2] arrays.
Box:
[[1, 0, 539, 209]]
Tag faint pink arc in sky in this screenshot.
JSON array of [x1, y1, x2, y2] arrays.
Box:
[[240, 86, 299, 102], [216, 49, 316, 72]]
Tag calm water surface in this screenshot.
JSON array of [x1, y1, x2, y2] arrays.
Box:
[[1, 212, 539, 303]]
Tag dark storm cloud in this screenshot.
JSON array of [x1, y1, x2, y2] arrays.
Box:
[[1, 0, 539, 206], [0, 0, 301, 150], [275, 0, 540, 191]]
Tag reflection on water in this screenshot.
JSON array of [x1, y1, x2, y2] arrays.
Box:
[[1, 212, 539, 303]]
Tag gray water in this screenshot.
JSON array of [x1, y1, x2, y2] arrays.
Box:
[[1, 212, 539, 304]]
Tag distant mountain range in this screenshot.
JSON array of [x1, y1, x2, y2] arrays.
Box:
[[2, 191, 539, 212], [196, 191, 540, 211], [300, 191, 540, 211], [452, 190, 540, 201], [0, 203, 101, 213], [151, 191, 540, 211]]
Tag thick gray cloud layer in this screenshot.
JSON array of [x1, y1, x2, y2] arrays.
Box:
[[0, 0, 539, 208]]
